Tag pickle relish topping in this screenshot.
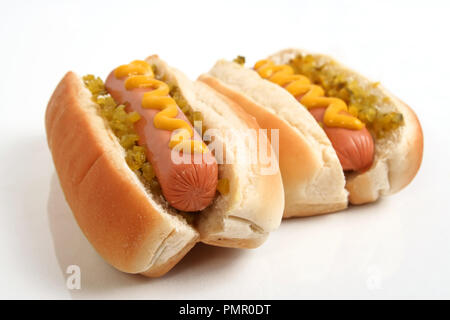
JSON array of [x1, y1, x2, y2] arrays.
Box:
[[289, 54, 404, 138], [233, 55, 246, 65], [82, 75, 158, 189], [169, 85, 206, 135]]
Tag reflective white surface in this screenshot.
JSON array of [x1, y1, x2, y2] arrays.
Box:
[[0, 0, 449, 299]]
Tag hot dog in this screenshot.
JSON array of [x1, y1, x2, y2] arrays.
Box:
[[252, 59, 375, 173], [199, 49, 423, 217], [45, 55, 284, 277], [308, 107, 374, 172], [105, 65, 218, 212]]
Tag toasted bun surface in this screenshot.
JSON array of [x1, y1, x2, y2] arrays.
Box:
[[46, 57, 284, 276], [201, 49, 423, 216]]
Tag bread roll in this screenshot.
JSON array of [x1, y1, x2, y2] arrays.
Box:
[[200, 49, 423, 217], [45, 56, 284, 277]]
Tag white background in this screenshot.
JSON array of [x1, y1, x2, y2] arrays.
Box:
[[0, 0, 449, 299]]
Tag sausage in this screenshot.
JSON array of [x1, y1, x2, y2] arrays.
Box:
[[105, 71, 218, 212], [308, 107, 374, 172]]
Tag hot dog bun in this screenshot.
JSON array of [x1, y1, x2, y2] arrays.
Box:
[[147, 56, 284, 247], [45, 56, 284, 277], [200, 48, 423, 217], [199, 62, 348, 217]]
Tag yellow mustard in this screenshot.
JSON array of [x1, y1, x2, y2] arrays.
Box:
[[114, 60, 208, 153], [254, 60, 364, 130]]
